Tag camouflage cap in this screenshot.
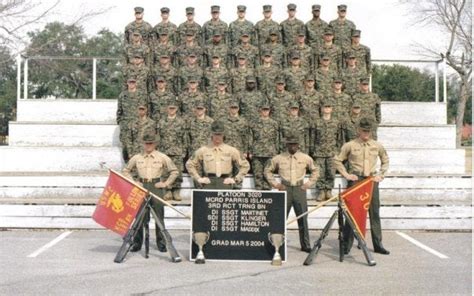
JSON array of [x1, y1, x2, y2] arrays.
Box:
[[211, 52, 221, 58], [237, 52, 247, 59], [185, 28, 196, 36], [345, 51, 356, 59], [352, 99, 363, 108], [187, 51, 198, 57], [297, 28, 306, 36], [132, 30, 142, 36], [159, 53, 170, 58], [338, 4, 347, 11], [320, 53, 331, 60], [312, 4, 321, 11], [159, 27, 169, 35], [212, 28, 222, 36], [290, 51, 301, 59], [287, 3, 297, 10], [217, 78, 227, 85], [351, 29, 361, 37], [194, 100, 206, 108], [240, 31, 250, 37], [275, 76, 286, 84], [263, 5, 272, 12], [142, 133, 158, 144], [323, 27, 334, 35], [138, 103, 147, 109], [155, 75, 166, 82], [262, 49, 272, 56], [186, 7, 195, 14], [358, 117, 373, 131], [166, 99, 179, 107], [260, 101, 272, 109], [246, 75, 257, 82], [188, 76, 199, 83], [285, 135, 299, 144], [134, 7, 144, 13], [161, 7, 170, 13], [237, 5, 246, 12], [228, 100, 240, 108], [133, 51, 144, 58], [269, 27, 279, 35], [211, 5, 220, 12], [211, 121, 225, 134], [333, 77, 343, 83], [127, 77, 137, 83], [322, 99, 334, 107], [305, 74, 315, 81], [289, 101, 300, 109], [360, 77, 370, 84]]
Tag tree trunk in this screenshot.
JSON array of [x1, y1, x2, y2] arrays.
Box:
[[455, 76, 469, 147]]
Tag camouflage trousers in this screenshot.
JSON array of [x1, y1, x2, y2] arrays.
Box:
[[252, 157, 272, 190], [119, 122, 130, 162], [315, 157, 335, 190]]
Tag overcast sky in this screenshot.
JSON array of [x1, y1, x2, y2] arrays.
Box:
[[28, 0, 446, 69]]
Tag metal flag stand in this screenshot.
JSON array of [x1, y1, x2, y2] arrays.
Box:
[[303, 185, 376, 267]]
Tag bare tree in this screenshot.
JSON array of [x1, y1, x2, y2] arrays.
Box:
[[401, 0, 472, 147]]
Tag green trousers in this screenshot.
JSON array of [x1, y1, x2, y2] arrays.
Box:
[[252, 157, 272, 190], [343, 177, 383, 252], [286, 186, 311, 250], [315, 157, 335, 190]]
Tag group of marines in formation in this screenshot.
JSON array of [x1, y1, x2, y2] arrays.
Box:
[[118, 4, 390, 256]]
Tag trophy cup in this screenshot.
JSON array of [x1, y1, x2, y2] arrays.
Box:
[[192, 232, 210, 264], [268, 233, 285, 266]]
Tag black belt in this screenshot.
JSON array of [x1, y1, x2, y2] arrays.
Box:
[[281, 179, 304, 187], [205, 174, 230, 178], [139, 178, 161, 183], [351, 172, 374, 177]]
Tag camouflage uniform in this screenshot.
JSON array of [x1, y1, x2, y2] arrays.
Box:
[[236, 78, 266, 124], [329, 89, 352, 121], [280, 5, 305, 47], [123, 61, 152, 94], [152, 28, 177, 65], [202, 7, 228, 45], [251, 105, 280, 190], [344, 42, 371, 74], [341, 62, 366, 96], [177, 8, 202, 45], [298, 83, 323, 122], [340, 112, 362, 143], [221, 106, 251, 154], [279, 103, 310, 154], [124, 33, 152, 66], [177, 61, 204, 92], [312, 105, 342, 196], [315, 66, 338, 95], [353, 86, 382, 139], [180, 88, 207, 117], [124, 8, 153, 46], [232, 40, 260, 68], [204, 64, 229, 93], [204, 30, 230, 67], [152, 17, 178, 45], [260, 40, 287, 68], [316, 42, 342, 72], [305, 8, 329, 50], [176, 38, 204, 67], [255, 5, 282, 48], [255, 63, 281, 95], [126, 116, 156, 156], [148, 87, 177, 122], [157, 105, 188, 193], [151, 64, 178, 94], [207, 89, 233, 119], [268, 82, 296, 122], [329, 5, 356, 48], [287, 42, 314, 70], [230, 63, 255, 94], [187, 113, 214, 154], [229, 10, 255, 47], [116, 89, 147, 161], [283, 64, 308, 93]]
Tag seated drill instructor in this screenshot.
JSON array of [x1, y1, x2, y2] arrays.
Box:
[[333, 117, 390, 255], [186, 121, 250, 189], [264, 135, 319, 253], [123, 133, 179, 252]]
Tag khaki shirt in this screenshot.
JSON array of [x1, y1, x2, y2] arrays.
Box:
[[186, 143, 250, 183], [333, 138, 389, 178], [264, 151, 319, 187], [123, 150, 179, 187]]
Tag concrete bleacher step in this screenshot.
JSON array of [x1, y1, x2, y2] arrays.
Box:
[[0, 204, 470, 230], [8, 121, 457, 150], [381, 102, 447, 125], [1, 174, 471, 205], [16, 99, 116, 123], [0, 146, 464, 174], [8, 122, 119, 147]]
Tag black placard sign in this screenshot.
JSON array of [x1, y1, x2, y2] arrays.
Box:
[[190, 190, 287, 262]]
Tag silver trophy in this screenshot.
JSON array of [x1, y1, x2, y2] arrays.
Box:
[[192, 232, 210, 264], [268, 233, 285, 266]]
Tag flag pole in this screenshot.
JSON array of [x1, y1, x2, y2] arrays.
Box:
[[286, 195, 338, 225], [104, 165, 191, 220]]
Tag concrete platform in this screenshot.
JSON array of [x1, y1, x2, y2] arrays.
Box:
[[377, 125, 456, 149], [381, 102, 447, 125]]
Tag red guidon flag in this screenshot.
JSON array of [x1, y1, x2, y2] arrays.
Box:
[[92, 170, 147, 237], [341, 177, 374, 239]]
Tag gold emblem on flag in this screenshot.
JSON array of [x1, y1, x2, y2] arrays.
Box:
[[106, 192, 125, 213]]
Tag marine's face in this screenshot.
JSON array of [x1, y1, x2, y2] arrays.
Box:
[[358, 129, 371, 141], [212, 134, 224, 145], [287, 143, 299, 154], [263, 11, 272, 18], [167, 106, 178, 116], [143, 142, 156, 153], [135, 12, 143, 20]]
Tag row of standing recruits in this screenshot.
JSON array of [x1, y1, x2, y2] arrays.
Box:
[[121, 118, 390, 255]]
